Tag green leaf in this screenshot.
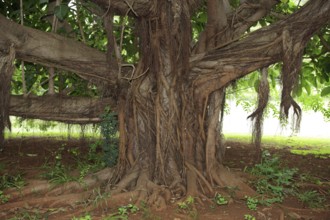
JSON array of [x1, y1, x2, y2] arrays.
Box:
[[39, 0, 48, 4], [302, 81, 311, 95], [254, 79, 260, 92], [54, 4, 69, 21], [321, 86, 330, 97]]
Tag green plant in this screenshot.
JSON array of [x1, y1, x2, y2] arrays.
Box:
[[250, 150, 298, 200], [245, 196, 258, 211], [0, 190, 10, 204], [100, 108, 119, 167], [177, 196, 199, 219], [177, 195, 195, 210], [296, 190, 325, 208], [139, 201, 161, 220], [0, 173, 25, 190], [72, 214, 92, 220], [214, 193, 228, 205], [8, 211, 42, 220], [90, 187, 111, 207], [244, 214, 256, 220], [104, 204, 139, 220]]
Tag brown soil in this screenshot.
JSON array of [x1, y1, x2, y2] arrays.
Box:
[[0, 137, 329, 220]]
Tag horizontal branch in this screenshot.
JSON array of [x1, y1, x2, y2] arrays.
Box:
[[9, 95, 116, 124], [0, 14, 112, 83], [90, 0, 202, 17], [91, 0, 155, 17], [190, 0, 330, 95]]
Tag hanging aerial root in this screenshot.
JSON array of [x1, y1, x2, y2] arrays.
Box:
[[248, 67, 270, 161], [280, 28, 302, 132], [0, 44, 15, 150]]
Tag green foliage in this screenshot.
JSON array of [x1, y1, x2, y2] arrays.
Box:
[[41, 142, 106, 184], [100, 108, 119, 167], [103, 204, 139, 220], [245, 196, 258, 211], [8, 210, 42, 220], [0, 173, 25, 190], [214, 193, 228, 205], [250, 151, 298, 199], [295, 190, 325, 208], [177, 195, 195, 210], [54, 3, 70, 21], [72, 214, 92, 220], [244, 214, 256, 220], [0, 190, 10, 204]]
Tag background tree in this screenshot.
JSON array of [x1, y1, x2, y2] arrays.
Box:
[[0, 0, 329, 214]]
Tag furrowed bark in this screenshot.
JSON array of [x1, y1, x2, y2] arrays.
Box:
[[190, 0, 330, 100], [0, 14, 111, 83], [9, 95, 116, 124]]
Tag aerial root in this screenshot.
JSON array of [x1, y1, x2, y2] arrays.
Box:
[[133, 171, 169, 211], [0, 191, 91, 214], [4, 168, 114, 200], [46, 167, 114, 196]]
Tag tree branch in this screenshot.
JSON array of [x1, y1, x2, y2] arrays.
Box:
[[9, 95, 116, 124], [190, 0, 330, 98], [0, 14, 113, 83]]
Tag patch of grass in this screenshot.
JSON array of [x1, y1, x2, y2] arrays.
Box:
[[139, 201, 161, 220], [103, 204, 139, 220], [225, 133, 330, 156], [295, 190, 325, 208], [176, 196, 199, 219], [0, 190, 10, 204], [0, 173, 25, 190], [72, 214, 92, 220], [8, 210, 42, 220]]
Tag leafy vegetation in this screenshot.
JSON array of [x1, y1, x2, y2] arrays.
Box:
[[248, 150, 327, 209], [214, 193, 229, 205], [295, 190, 325, 208], [249, 151, 297, 201], [244, 214, 256, 220], [41, 142, 106, 184], [0, 173, 25, 190], [226, 134, 330, 157], [99, 108, 118, 167]]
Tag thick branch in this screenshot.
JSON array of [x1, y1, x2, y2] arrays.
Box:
[[90, 0, 155, 17], [9, 95, 116, 124], [90, 0, 203, 17], [0, 14, 112, 83], [190, 0, 330, 97]]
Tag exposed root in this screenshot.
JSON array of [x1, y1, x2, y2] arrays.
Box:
[[0, 191, 90, 213]]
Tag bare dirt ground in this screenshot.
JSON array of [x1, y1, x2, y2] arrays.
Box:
[[0, 137, 329, 220]]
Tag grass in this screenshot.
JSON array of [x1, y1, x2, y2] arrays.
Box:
[[225, 133, 330, 156]]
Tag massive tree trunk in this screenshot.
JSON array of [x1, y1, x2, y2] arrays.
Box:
[[0, 0, 329, 212]]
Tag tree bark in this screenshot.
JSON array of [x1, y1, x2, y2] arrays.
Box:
[[0, 14, 111, 83], [0, 0, 329, 206], [8, 95, 116, 123]]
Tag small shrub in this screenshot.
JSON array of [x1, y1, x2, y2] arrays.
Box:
[[245, 196, 258, 211], [244, 214, 256, 220], [214, 193, 228, 205], [296, 190, 325, 208], [0, 190, 10, 204]]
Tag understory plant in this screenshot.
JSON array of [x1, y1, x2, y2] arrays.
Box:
[[249, 150, 298, 204], [99, 108, 119, 167]]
